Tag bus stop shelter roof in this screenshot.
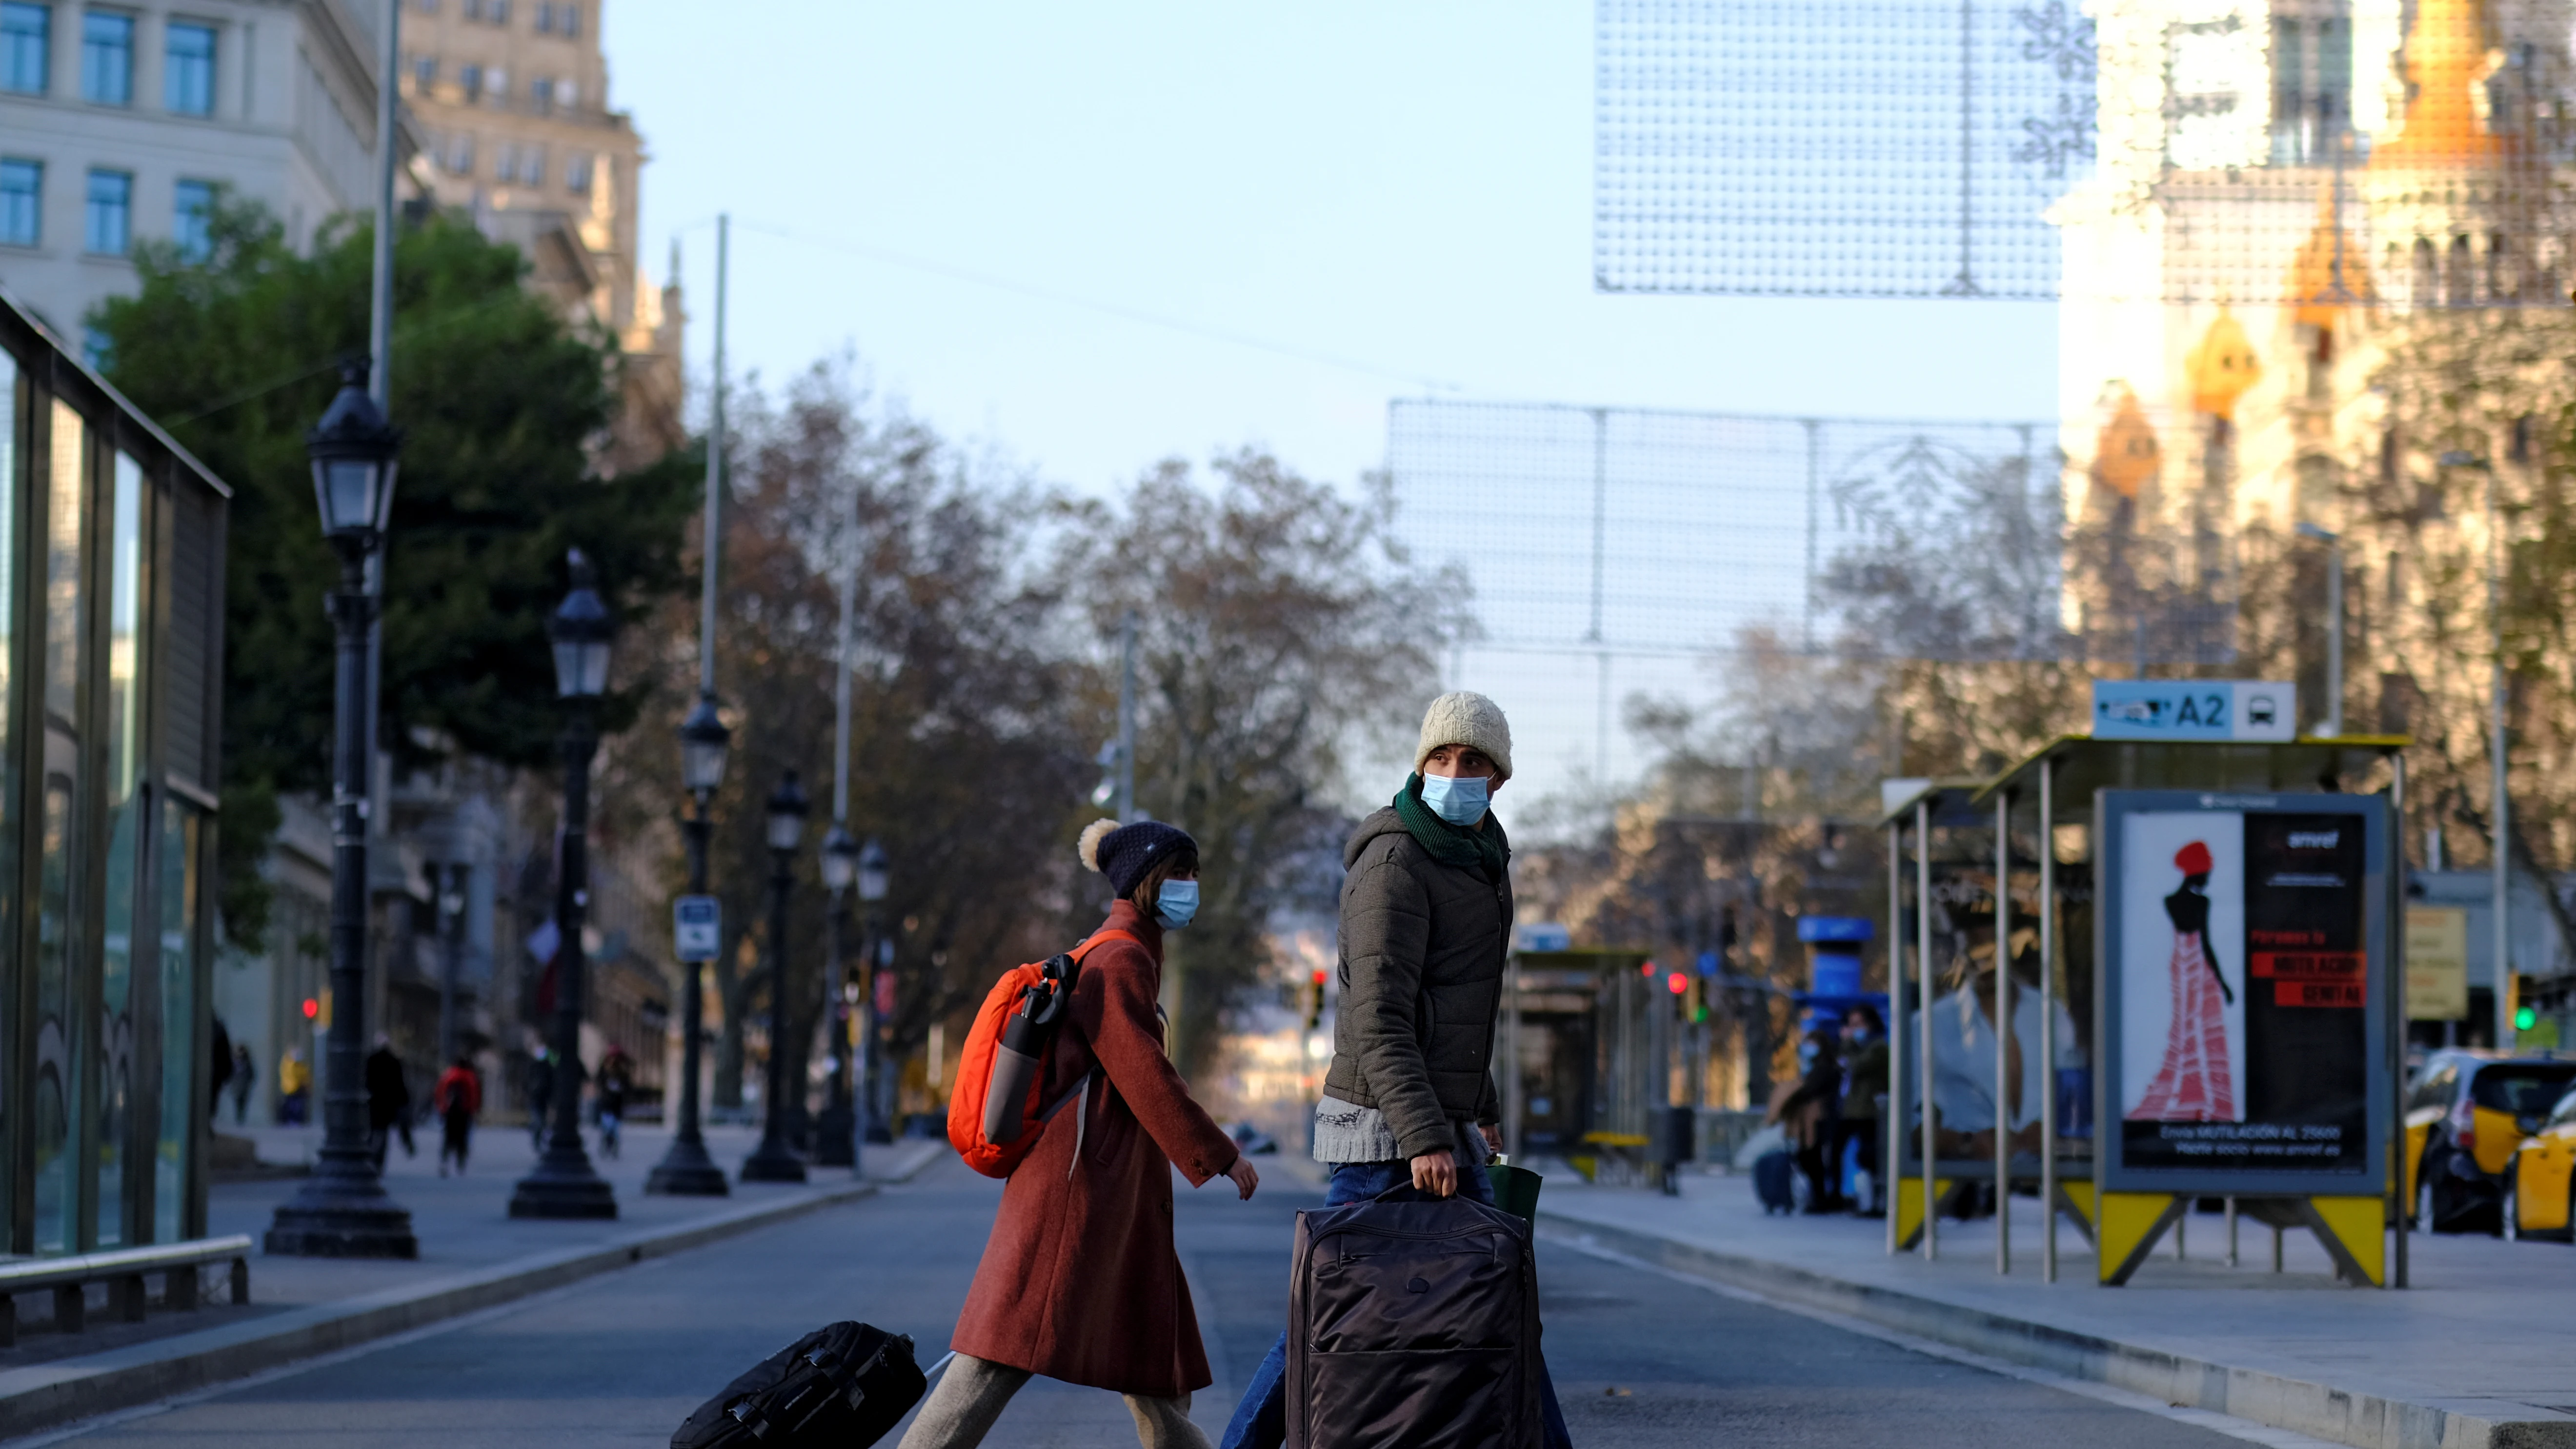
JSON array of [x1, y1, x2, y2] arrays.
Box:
[[1873, 778, 1994, 832], [1970, 734, 2413, 810]]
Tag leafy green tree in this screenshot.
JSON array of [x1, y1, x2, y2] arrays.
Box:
[[90, 198, 696, 946]]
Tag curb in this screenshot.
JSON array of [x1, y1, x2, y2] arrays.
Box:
[[1535, 1210, 2576, 1449], [1, 1177, 891, 1440]]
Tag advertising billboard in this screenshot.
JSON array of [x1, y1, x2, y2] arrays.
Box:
[[2096, 790, 2390, 1195]]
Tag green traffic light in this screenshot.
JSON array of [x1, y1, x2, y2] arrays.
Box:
[[2516, 1006, 2538, 1032]]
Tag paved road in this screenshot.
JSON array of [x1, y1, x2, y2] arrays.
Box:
[[33, 1159, 2258, 1447]]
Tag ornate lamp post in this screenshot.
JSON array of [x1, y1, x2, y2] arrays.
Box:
[[740, 772, 810, 1182], [857, 837, 890, 1142], [507, 551, 620, 1219], [266, 363, 417, 1259], [814, 827, 862, 1168], [647, 693, 733, 1195]]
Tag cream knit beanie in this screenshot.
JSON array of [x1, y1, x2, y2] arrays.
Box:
[[1413, 691, 1513, 780]]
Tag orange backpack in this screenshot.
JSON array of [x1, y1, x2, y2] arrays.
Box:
[[948, 929, 1136, 1178]]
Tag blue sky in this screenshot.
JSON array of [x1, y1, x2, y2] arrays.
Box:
[[601, 2, 2058, 802]]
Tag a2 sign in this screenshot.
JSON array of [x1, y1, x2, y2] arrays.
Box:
[[2091, 680, 2298, 743]]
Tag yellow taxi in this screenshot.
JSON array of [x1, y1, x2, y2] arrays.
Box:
[[2405, 1053, 2576, 1234], [2504, 1086, 2576, 1243]]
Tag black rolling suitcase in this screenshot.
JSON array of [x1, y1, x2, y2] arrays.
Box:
[[1285, 1187, 1543, 1449], [671, 1320, 926, 1449]]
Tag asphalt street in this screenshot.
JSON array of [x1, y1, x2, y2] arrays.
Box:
[[29, 1158, 2262, 1447]]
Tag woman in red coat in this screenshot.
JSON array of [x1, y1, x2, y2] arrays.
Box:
[[905, 818, 1259, 1449]]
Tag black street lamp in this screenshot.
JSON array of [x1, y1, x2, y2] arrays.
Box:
[[813, 826, 861, 1168], [648, 692, 733, 1195], [508, 550, 620, 1219], [857, 836, 891, 1143], [266, 362, 417, 1259], [740, 771, 810, 1182]]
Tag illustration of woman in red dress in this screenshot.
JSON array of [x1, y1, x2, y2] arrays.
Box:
[[2129, 840, 2238, 1122]]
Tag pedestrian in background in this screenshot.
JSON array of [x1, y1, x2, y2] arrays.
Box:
[[366, 1034, 414, 1169], [596, 1048, 630, 1159], [526, 1048, 554, 1146], [1838, 1005, 1888, 1214], [1220, 691, 1572, 1449], [209, 1016, 234, 1126], [230, 1043, 256, 1126], [434, 1055, 481, 1176], [902, 818, 1256, 1449], [1772, 1026, 1843, 1213], [276, 1048, 310, 1126]]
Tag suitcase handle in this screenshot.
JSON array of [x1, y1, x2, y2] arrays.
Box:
[[1369, 1183, 1448, 1205]]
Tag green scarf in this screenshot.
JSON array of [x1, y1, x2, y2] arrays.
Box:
[[1394, 772, 1510, 883]]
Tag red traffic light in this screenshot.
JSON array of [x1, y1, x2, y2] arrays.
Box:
[[301, 997, 320, 1020], [1666, 971, 1688, 996], [1310, 968, 1327, 986], [1640, 960, 1657, 978]]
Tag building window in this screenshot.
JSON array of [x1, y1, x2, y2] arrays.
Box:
[[483, 64, 504, 103], [165, 21, 214, 115], [563, 151, 592, 194], [489, 0, 508, 22], [518, 143, 542, 185], [459, 61, 481, 100], [529, 74, 549, 113], [81, 325, 110, 368], [444, 132, 475, 174], [84, 167, 130, 254], [173, 178, 212, 261], [553, 76, 575, 107], [0, 158, 39, 246], [80, 11, 133, 106], [2, 2, 48, 94], [410, 55, 434, 90], [536, 1, 576, 35]]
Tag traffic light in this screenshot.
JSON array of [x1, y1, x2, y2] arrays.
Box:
[[1305, 968, 1327, 1030], [2514, 974, 2541, 1034]]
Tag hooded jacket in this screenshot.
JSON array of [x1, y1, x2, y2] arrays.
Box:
[[1321, 806, 1511, 1160]]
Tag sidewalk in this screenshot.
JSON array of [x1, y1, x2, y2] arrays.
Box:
[[1532, 1164, 2576, 1449], [0, 1122, 946, 1440]]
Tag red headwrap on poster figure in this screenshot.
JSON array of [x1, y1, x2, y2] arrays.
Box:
[[2174, 841, 2214, 876]]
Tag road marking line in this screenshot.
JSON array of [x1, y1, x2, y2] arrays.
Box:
[[1537, 1228, 2347, 1449]]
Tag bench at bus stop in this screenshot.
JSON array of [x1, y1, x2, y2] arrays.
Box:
[[0, 1234, 252, 1346]]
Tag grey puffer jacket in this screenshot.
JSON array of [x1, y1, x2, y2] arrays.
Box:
[[1322, 806, 1511, 1160]]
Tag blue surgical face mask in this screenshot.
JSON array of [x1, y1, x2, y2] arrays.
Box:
[[1155, 878, 1199, 929], [1419, 771, 1490, 826]]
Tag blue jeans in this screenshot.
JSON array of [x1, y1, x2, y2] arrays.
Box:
[[1217, 1157, 1574, 1449]]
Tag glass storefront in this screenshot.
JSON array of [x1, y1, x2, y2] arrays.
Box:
[[3, 290, 227, 1255]]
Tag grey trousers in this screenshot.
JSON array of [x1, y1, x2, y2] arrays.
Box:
[[899, 1352, 1213, 1449]]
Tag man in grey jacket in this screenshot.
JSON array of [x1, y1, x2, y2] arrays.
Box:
[[1219, 692, 1572, 1449]]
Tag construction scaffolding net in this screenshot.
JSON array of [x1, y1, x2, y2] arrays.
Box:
[[1598, 0, 2576, 308]]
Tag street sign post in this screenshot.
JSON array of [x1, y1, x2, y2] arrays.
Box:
[[674, 895, 721, 964]]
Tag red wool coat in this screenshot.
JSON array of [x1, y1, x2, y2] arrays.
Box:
[[949, 901, 1241, 1398]]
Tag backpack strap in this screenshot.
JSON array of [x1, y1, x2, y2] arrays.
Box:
[[1034, 927, 1140, 1174]]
